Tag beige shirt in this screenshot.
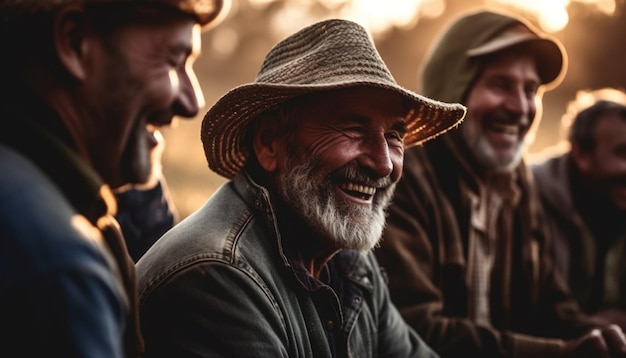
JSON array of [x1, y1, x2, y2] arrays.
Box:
[[466, 173, 520, 326]]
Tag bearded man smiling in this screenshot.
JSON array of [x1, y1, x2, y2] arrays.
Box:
[[135, 18, 466, 358]]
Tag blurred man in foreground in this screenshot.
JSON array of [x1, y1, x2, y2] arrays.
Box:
[[0, 0, 227, 356]]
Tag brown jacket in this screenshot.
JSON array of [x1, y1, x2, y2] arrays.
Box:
[[376, 9, 610, 357], [376, 134, 604, 357]]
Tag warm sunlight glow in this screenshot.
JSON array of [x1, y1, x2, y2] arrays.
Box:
[[334, 0, 445, 35], [561, 87, 626, 129], [489, 0, 617, 32], [210, 26, 240, 58], [254, 0, 445, 38], [251, 0, 617, 36], [248, 0, 275, 8]]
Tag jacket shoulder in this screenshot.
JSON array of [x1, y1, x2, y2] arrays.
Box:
[[0, 144, 115, 285], [136, 182, 264, 295]]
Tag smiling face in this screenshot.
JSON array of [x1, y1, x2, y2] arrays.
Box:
[[82, 8, 204, 189], [461, 50, 541, 172], [255, 87, 408, 252], [573, 111, 626, 210]]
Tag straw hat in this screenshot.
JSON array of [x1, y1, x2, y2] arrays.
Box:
[[201, 19, 467, 179], [0, 0, 229, 29]]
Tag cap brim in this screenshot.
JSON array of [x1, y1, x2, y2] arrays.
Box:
[[201, 82, 466, 179], [467, 33, 565, 87]]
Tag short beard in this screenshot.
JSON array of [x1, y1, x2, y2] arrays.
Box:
[[460, 117, 526, 173], [279, 158, 395, 253], [466, 130, 525, 173]]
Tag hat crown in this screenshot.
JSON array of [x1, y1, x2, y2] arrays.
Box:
[[255, 19, 397, 87]]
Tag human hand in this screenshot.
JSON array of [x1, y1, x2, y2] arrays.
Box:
[[562, 325, 626, 358], [595, 309, 626, 332]]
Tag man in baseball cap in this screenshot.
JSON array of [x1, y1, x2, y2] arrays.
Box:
[[0, 0, 227, 357], [376, 8, 626, 357]]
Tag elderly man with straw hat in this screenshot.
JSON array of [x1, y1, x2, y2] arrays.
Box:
[[136, 19, 466, 357], [0, 0, 227, 357]]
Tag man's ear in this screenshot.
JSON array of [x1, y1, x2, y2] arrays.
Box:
[[53, 4, 89, 80], [253, 116, 281, 173], [570, 143, 592, 172]]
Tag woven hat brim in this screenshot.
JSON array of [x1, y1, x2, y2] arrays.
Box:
[[201, 81, 466, 179]]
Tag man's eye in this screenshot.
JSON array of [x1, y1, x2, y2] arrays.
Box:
[[169, 54, 188, 68], [525, 86, 538, 97], [387, 131, 404, 143], [492, 82, 508, 91], [343, 126, 365, 136]]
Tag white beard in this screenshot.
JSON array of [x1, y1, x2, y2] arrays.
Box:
[[279, 158, 394, 252]]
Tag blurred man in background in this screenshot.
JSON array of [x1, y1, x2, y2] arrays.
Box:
[[531, 87, 626, 331], [375, 9, 626, 357]]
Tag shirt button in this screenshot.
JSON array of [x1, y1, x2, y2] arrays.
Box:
[[326, 321, 334, 331], [354, 296, 361, 304]]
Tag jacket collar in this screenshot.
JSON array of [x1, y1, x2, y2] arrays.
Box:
[[0, 94, 115, 224], [232, 170, 375, 293]]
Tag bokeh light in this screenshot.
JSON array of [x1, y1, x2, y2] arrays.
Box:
[[164, 0, 626, 219]]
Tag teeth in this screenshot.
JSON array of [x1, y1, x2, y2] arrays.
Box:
[[492, 123, 518, 135], [342, 183, 376, 195]]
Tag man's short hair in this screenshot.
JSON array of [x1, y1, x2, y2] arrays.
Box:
[[564, 88, 626, 152]]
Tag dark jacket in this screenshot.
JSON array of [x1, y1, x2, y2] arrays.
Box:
[[136, 171, 438, 358], [0, 96, 142, 357], [115, 180, 176, 262], [532, 153, 626, 315], [376, 136, 603, 357]]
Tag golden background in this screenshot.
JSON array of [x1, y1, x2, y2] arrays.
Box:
[[161, 0, 626, 220]]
